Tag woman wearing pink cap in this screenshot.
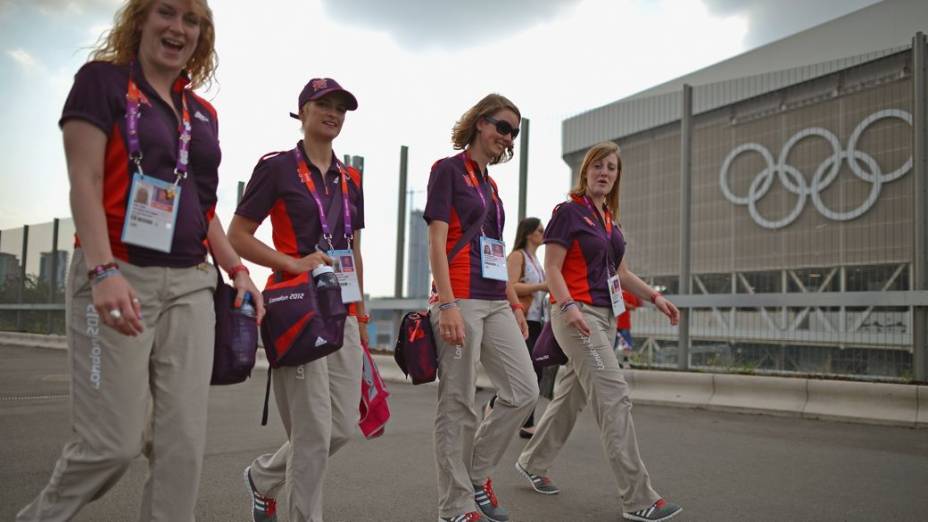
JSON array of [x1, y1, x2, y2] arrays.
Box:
[[229, 78, 368, 522]]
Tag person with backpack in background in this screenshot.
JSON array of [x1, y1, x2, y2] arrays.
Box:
[[228, 77, 368, 522], [425, 94, 539, 522], [515, 141, 683, 522], [483, 217, 548, 439]]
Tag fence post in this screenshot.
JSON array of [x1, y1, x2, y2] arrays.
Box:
[[47, 218, 60, 334], [518, 117, 530, 223], [912, 32, 927, 382], [16, 225, 29, 331], [678, 84, 693, 370], [395, 146, 408, 299]]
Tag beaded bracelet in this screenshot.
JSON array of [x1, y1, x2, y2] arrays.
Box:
[[90, 267, 121, 286], [438, 301, 459, 312], [87, 262, 118, 282]]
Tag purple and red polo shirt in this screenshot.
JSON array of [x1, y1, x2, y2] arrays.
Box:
[[544, 195, 626, 308], [236, 142, 364, 316], [423, 152, 506, 301], [60, 61, 221, 268]]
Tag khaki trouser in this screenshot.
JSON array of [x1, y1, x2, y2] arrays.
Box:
[[432, 299, 539, 518], [249, 317, 363, 522], [517, 303, 661, 513], [17, 249, 217, 522]]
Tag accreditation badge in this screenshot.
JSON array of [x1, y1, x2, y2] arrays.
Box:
[[608, 274, 626, 317], [328, 248, 362, 303], [479, 236, 508, 281], [121, 173, 179, 253]]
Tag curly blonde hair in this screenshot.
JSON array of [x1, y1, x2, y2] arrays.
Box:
[[90, 0, 217, 90], [570, 141, 622, 218], [451, 93, 521, 165]]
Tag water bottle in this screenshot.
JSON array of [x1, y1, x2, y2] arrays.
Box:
[[239, 292, 256, 318], [312, 264, 340, 289]]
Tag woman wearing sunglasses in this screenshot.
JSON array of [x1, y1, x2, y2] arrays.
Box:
[[425, 94, 539, 522], [515, 141, 683, 522]]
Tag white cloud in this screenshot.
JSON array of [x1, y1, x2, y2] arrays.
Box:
[[6, 47, 37, 69]]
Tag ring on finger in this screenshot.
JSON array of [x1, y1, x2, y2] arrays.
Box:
[[109, 309, 123, 320]]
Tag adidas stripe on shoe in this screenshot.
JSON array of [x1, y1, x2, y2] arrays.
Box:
[[244, 466, 278, 522], [514, 461, 560, 495], [623, 499, 682, 522]]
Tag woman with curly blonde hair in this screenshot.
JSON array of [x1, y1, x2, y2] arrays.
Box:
[[17, 1, 262, 521], [425, 93, 539, 522]]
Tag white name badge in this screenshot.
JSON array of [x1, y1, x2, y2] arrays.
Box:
[[480, 236, 508, 281], [121, 173, 180, 253], [608, 274, 626, 317], [328, 248, 362, 303]]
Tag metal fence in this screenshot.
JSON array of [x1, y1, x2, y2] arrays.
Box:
[[0, 218, 74, 335], [563, 34, 928, 382]]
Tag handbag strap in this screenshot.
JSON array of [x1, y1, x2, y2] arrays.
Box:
[[447, 183, 492, 261], [261, 367, 272, 425]]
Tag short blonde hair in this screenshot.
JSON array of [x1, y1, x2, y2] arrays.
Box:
[[451, 93, 521, 165], [570, 141, 622, 218], [90, 0, 217, 90]]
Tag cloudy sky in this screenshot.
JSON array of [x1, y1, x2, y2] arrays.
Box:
[[0, 0, 878, 297]]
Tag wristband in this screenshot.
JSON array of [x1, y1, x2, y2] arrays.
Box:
[[227, 264, 250, 279], [90, 267, 121, 286], [650, 292, 663, 304], [438, 301, 459, 312], [560, 300, 578, 313], [510, 303, 524, 313], [87, 262, 118, 282], [356, 314, 370, 324]]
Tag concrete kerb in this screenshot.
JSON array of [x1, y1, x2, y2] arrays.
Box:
[[708, 373, 807, 417], [627, 369, 714, 408], [803, 379, 918, 427], [0, 331, 66, 350], [918, 386, 928, 429]]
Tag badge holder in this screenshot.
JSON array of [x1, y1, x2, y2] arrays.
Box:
[[121, 158, 182, 253], [328, 242, 362, 303], [480, 236, 508, 281], [608, 274, 626, 317]]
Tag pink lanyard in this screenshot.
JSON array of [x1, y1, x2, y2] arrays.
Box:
[[461, 151, 502, 238], [125, 62, 191, 191], [293, 147, 353, 249]]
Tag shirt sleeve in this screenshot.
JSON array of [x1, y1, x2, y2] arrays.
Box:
[[59, 62, 119, 135], [542, 202, 575, 249], [235, 156, 280, 224], [423, 159, 454, 225]]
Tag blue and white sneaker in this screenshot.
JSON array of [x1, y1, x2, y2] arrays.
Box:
[[623, 499, 683, 521], [243, 466, 278, 522], [515, 461, 560, 495], [473, 479, 509, 522]]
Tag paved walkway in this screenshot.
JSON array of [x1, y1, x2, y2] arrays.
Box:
[[2, 345, 927, 521]]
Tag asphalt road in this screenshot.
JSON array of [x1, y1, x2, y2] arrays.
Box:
[[2, 344, 927, 522]]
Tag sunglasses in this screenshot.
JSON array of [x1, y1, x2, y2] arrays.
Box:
[[484, 116, 520, 139]]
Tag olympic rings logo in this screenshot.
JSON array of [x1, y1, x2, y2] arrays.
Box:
[[719, 109, 912, 230]]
